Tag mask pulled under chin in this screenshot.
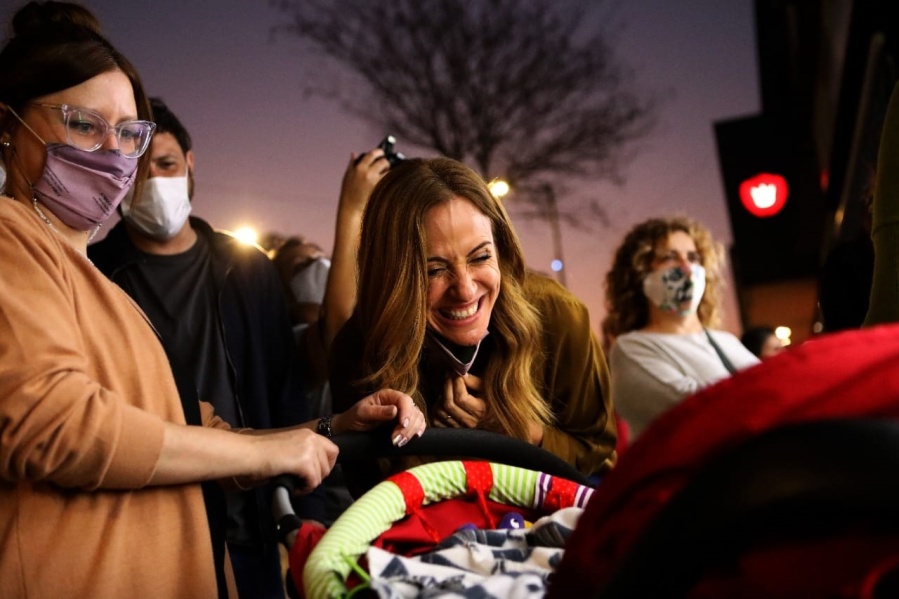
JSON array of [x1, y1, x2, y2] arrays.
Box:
[[643, 263, 706, 316], [33, 143, 137, 231], [423, 329, 488, 377], [121, 173, 192, 240]]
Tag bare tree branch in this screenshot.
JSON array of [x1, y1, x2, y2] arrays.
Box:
[[270, 0, 658, 230]]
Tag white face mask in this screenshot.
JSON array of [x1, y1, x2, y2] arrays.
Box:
[[643, 263, 706, 316], [120, 173, 191, 240], [289, 257, 331, 304]]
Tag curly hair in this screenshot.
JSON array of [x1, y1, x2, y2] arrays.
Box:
[[354, 157, 553, 440], [603, 216, 725, 338]]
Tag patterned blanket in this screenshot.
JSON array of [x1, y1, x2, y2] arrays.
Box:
[[367, 507, 582, 598]]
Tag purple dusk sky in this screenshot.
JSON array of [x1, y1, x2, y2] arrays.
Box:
[[54, 0, 759, 334]]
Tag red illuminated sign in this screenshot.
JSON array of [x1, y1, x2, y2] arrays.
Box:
[[739, 172, 788, 217]]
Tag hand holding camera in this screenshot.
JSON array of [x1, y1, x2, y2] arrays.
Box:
[[376, 134, 406, 168], [355, 135, 406, 168]]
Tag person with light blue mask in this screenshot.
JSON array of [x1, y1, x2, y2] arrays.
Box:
[[602, 216, 759, 439]]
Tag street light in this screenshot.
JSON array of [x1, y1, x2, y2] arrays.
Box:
[[774, 325, 792, 347], [488, 179, 510, 199], [233, 226, 259, 246]]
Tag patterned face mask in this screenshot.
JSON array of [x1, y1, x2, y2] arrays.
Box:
[[643, 263, 706, 316]]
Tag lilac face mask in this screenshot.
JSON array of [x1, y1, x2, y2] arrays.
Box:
[[33, 143, 137, 231]]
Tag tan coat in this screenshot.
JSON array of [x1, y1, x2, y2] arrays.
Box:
[[0, 198, 225, 598]]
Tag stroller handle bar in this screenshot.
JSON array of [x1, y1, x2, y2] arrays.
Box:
[[273, 427, 593, 494], [271, 428, 595, 545]]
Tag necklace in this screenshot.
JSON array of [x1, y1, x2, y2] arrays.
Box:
[[32, 197, 60, 233], [32, 198, 99, 260]]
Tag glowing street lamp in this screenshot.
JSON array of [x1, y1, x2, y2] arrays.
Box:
[[488, 179, 510, 199], [233, 226, 258, 246], [774, 325, 792, 347]]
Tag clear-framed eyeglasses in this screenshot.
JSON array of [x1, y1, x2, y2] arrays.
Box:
[[29, 103, 156, 159]]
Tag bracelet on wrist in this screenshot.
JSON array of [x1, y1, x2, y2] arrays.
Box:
[[232, 476, 253, 491], [316, 415, 333, 438]]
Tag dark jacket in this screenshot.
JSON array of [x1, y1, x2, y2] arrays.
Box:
[[89, 217, 316, 535]]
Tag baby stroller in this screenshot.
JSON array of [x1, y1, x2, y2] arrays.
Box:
[[552, 324, 899, 598], [273, 427, 597, 598], [278, 323, 899, 598]]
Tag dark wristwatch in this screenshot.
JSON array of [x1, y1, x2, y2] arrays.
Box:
[[316, 415, 333, 438]]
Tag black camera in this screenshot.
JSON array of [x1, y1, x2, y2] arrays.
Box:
[[357, 135, 406, 168], [378, 135, 406, 168]]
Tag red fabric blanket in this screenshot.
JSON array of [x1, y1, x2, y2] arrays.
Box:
[[551, 324, 899, 597]]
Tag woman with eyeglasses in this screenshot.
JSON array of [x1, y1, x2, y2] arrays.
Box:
[[0, 3, 424, 597], [602, 216, 759, 439]]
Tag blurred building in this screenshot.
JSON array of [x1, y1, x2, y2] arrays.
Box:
[[715, 0, 897, 344]]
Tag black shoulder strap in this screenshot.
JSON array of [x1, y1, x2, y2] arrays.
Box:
[[705, 329, 737, 374]]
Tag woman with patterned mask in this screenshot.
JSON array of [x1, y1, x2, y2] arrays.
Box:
[[603, 216, 760, 439]]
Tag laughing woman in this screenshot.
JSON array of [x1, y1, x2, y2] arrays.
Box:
[[329, 157, 617, 495]]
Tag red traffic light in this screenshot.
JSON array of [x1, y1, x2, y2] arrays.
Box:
[[739, 172, 788, 217]]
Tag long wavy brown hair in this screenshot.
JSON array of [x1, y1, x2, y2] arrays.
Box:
[[603, 215, 725, 339], [355, 157, 553, 440]]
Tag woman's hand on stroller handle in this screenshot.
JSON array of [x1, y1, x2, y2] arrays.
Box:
[[234, 427, 339, 494], [332, 388, 427, 447], [242, 389, 424, 494]]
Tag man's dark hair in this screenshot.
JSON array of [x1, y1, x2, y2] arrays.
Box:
[[149, 97, 191, 154]]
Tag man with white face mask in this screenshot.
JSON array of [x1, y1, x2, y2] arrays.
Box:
[[88, 97, 308, 599], [602, 216, 759, 440], [118, 161, 192, 240]]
